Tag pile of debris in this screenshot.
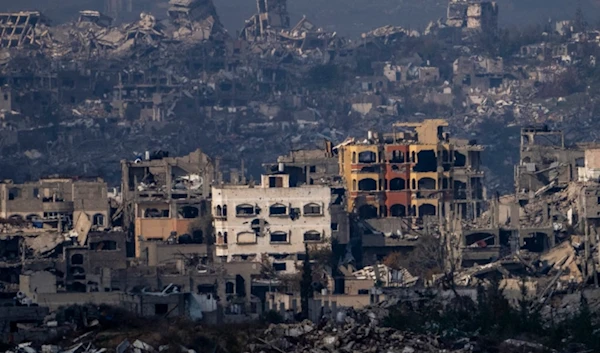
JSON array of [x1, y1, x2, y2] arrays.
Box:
[[247, 308, 475, 353]]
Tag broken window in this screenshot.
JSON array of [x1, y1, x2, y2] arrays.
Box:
[[522, 233, 551, 253], [226, 282, 235, 294], [8, 187, 20, 200], [359, 204, 378, 219], [155, 304, 169, 315], [418, 177, 436, 190], [26, 214, 39, 221], [223, 205, 227, 216], [418, 204, 436, 216], [466, 233, 496, 247], [389, 178, 406, 191], [70, 266, 86, 280], [454, 151, 466, 167], [269, 203, 287, 216], [179, 206, 199, 219], [71, 254, 84, 265], [93, 213, 105, 226], [390, 150, 405, 163], [390, 204, 406, 217], [270, 231, 288, 243], [414, 150, 437, 172], [304, 231, 322, 242], [331, 223, 339, 231], [358, 178, 377, 191], [145, 208, 169, 218], [236, 204, 256, 216], [198, 284, 216, 294], [92, 241, 117, 251], [273, 263, 287, 272], [309, 166, 317, 173], [303, 203, 322, 215], [358, 151, 377, 164]]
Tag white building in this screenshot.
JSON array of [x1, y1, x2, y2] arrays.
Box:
[[212, 173, 332, 274]]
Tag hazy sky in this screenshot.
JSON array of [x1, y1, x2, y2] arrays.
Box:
[[0, 0, 598, 37]]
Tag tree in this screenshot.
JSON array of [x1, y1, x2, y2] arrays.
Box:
[[300, 244, 314, 319]]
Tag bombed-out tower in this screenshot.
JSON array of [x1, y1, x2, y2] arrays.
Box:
[[257, 0, 290, 34]]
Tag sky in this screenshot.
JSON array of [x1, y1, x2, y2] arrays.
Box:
[[1, 0, 599, 37]]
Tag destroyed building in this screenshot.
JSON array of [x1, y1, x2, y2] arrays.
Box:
[[0, 11, 50, 48], [241, 0, 290, 41], [212, 172, 332, 274], [336, 119, 485, 220], [515, 126, 583, 201], [120, 149, 215, 256], [0, 177, 109, 230], [446, 0, 498, 33]]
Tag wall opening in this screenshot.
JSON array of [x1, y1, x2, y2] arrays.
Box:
[[414, 150, 437, 172], [93, 213, 105, 226], [358, 178, 377, 191], [418, 204, 436, 216], [358, 204, 378, 219], [303, 231, 322, 242], [71, 253, 84, 265], [465, 233, 496, 247], [179, 206, 199, 219], [418, 177, 436, 190], [270, 231, 288, 243], [236, 204, 256, 216], [454, 151, 466, 167], [390, 204, 406, 217], [269, 203, 287, 216], [390, 150, 405, 163], [522, 232, 551, 253], [389, 178, 406, 191], [155, 304, 169, 315], [358, 151, 377, 164], [304, 203, 321, 215]]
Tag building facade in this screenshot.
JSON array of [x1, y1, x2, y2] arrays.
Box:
[[120, 149, 214, 256], [212, 173, 332, 274], [337, 119, 485, 220], [0, 177, 109, 229]]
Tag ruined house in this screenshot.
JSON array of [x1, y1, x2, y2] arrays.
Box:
[[515, 126, 583, 201], [446, 0, 498, 34], [0, 11, 50, 48], [212, 172, 332, 274], [120, 149, 215, 256], [0, 177, 109, 230]]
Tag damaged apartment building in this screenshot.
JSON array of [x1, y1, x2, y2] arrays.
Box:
[[211, 171, 334, 274], [336, 119, 485, 221], [121, 149, 215, 257]]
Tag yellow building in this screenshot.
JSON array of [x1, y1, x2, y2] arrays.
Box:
[[337, 119, 485, 220]]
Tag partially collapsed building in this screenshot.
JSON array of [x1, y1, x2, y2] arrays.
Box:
[[120, 149, 215, 256], [336, 119, 485, 220]]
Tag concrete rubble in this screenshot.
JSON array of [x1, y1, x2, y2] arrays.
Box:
[[248, 308, 474, 353]]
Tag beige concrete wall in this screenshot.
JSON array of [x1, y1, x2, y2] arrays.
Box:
[[35, 292, 122, 311], [20, 271, 57, 299], [212, 183, 331, 274]]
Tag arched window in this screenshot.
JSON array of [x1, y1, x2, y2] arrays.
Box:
[[303, 231, 321, 242], [303, 203, 322, 215], [358, 151, 376, 164], [270, 231, 288, 243], [389, 178, 406, 191], [222, 205, 227, 216], [236, 204, 256, 216], [352, 151, 357, 163], [216, 205, 222, 216], [269, 203, 287, 216], [358, 178, 377, 191], [71, 254, 84, 265], [93, 213, 105, 226], [352, 179, 357, 191]]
